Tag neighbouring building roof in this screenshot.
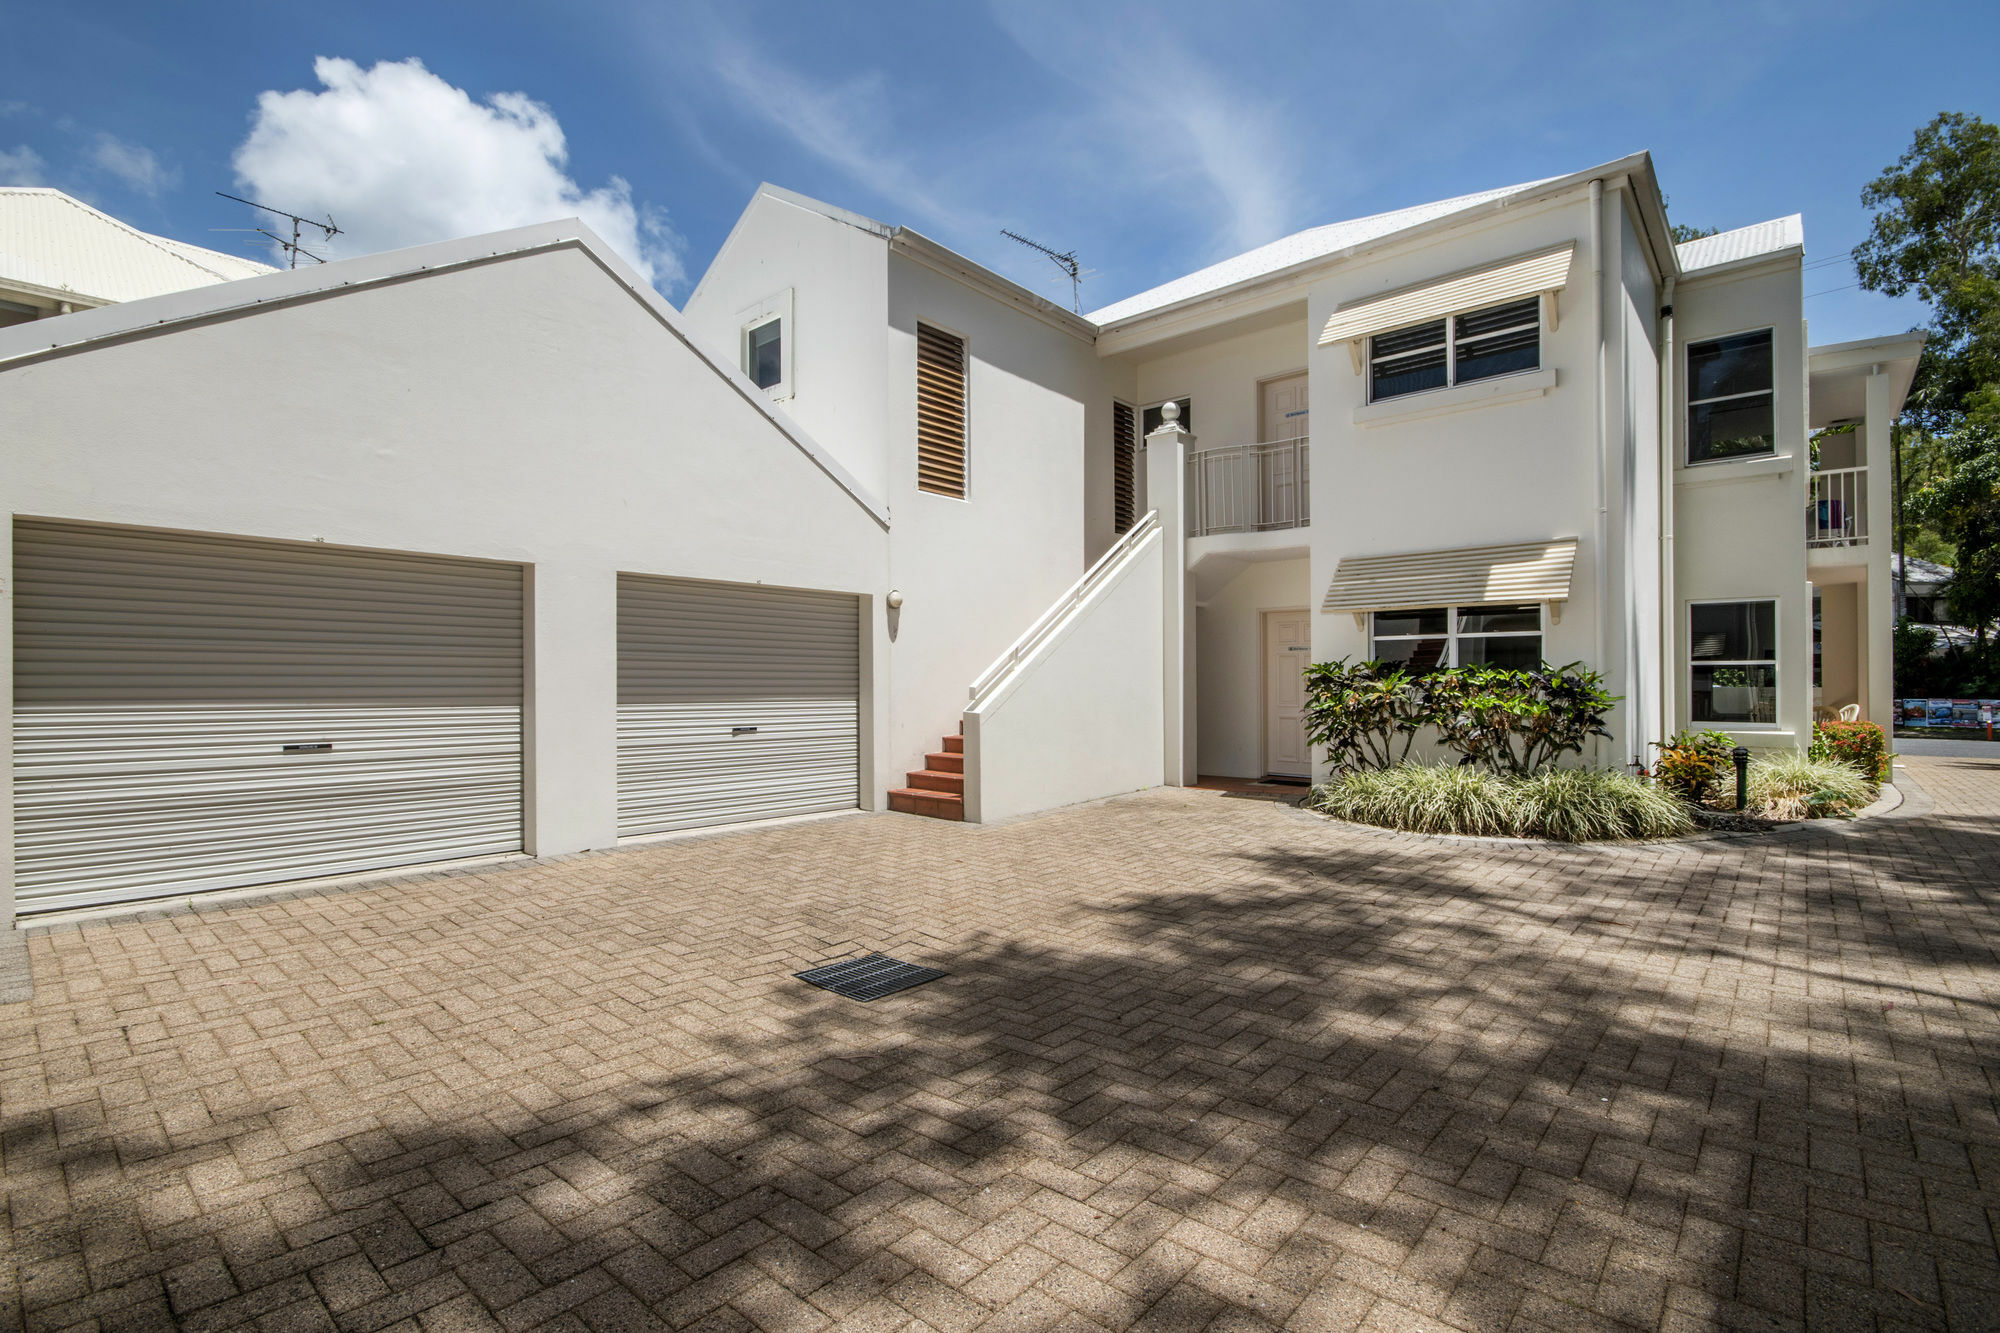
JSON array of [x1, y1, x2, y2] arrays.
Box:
[[0, 187, 275, 307], [1087, 177, 1561, 327], [1674, 216, 1804, 275], [1893, 554, 1953, 587], [1321, 538, 1579, 614]]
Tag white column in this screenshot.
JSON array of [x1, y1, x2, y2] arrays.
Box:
[[1862, 368, 1895, 727], [1144, 404, 1197, 786], [523, 561, 619, 856]]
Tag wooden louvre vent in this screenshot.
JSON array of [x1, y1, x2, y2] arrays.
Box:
[[1112, 402, 1137, 534], [916, 323, 968, 498]]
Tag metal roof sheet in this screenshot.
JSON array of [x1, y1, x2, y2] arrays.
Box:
[[1674, 216, 1804, 274], [1086, 177, 1560, 327], [0, 188, 275, 306], [1321, 539, 1579, 614]]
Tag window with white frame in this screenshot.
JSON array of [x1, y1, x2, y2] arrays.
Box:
[[737, 289, 793, 398], [1686, 329, 1774, 464], [1370, 604, 1543, 673], [1690, 599, 1777, 724], [1368, 297, 1541, 403]]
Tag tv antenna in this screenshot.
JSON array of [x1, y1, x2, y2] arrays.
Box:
[[215, 191, 340, 268], [1001, 229, 1082, 312]]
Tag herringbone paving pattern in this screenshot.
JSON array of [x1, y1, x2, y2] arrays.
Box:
[[4, 756, 1999, 1332]]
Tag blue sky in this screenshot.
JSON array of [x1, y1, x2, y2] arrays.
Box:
[[4, 0, 1995, 343]]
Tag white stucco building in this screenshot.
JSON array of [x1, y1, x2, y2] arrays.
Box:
[[0, 152, 1919, 924]]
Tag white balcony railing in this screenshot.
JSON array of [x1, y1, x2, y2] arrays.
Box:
[[1807, 466, 1867, 548], [1187, 437, 1309, 538]]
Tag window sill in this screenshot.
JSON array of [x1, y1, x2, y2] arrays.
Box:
[[1352, 368, 1557, 428], [1676, 453, 1794, 487]]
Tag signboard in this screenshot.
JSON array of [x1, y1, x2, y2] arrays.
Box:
[[1897, 698, 2000, 728]]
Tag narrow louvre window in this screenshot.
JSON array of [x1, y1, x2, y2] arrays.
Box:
[[1112, 401, 1136, 534], [1369, 321, 1447, 401], [1687, 330, 1775, 463], [1453, 297, 1539, 383], [746, 318, 782, 390], [916, 323, 967, 498]]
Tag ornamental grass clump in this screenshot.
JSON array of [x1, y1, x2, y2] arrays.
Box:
[[1746, 751, 1876, 820], [1509, 768, 1694, 841], [1312, 764, 1516, 837]]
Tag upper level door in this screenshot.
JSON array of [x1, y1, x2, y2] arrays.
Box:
[[1260, 373, 1309, 443]]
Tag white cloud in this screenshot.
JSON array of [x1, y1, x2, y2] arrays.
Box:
[[89, 133, 178, 196], [0, 144, 45, 185], [233, 57, 682, 288]]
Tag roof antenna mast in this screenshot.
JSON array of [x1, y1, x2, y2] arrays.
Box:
[[215, 191, 340, 269], [1001, 229, 1082, 313]]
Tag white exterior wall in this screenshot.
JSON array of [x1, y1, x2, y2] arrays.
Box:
[[0, 244, 892, 924], [1671, 261, 1811, 749], [1613, 194, 1664, 764], [681, 193, 893, 502], [963, 528, 1164, 823], [1195, 558, 1311, 779], [881, 253, 1118, 785], [1129, 310, 1309, 452], [1305, 194, 1607, 774]]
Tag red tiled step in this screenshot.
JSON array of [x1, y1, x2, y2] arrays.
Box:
[[941, 734, 963, 754], [889, 788, 964, 820], [925, 751, 964, 774], [906, 769, 964, 795]]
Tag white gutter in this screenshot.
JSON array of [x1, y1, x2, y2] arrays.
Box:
[[1590, 179, 1611, 760], [1657, 273, 1677, 750]]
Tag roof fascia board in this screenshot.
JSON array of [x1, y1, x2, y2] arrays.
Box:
[[0, 220, 890, 529], [0, 275, 112, 309], [1675, 247, 1805, 286], [1808, 331, 1926, 370], [1093, 152, 1658, 351], [887, 229, 1097, 343]]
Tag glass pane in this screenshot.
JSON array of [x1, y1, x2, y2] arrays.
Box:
[[1455, 327, 1539, 383], [1458, 635, 1543, 670], [1371, 347, 1447, 400], [1371, 320, 1445, 359], [1688, 329, 1772, 401], [1458, 604, 1540, 634], [1141, 398, 1192, 436], [1374, 608, 1448, 637], [1688, 394, 1774, 463], [748, 319, 782, 389], [1692, 664, 1777, 724], [1690, 601, 1776, 662], [1373, 635, 1448, 674], [1454, 298, 1538, 340]]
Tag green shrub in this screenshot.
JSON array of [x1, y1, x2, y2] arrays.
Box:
[[1746, 751, 1877, 820], [1311, 764, 1517, 836], [1301, 659, 1428, 771], [1310, 765, 1692, 841], [1509, 769, 1695, 841], [1651, 729, 1736, 803], [1809, 719, 1891, 783]]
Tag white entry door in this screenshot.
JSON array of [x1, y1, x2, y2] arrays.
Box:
[[1260, 372, 1309, 442], [1264, 611, 1311, 779]]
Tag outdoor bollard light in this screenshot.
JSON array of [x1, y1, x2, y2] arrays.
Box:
[[1733, 746, 1750, 812]]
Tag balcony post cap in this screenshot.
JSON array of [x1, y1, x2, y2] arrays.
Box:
[[1160, 399, 1180, 424]]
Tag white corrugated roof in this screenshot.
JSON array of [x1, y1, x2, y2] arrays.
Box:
[[1674, 216, 1804, 274], [0, 188, 276, 306], [1087, 177, 1560, 327]]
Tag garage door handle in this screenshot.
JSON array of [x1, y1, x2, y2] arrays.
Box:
[[283, 743, 334, 753], [731, 726, 758, 735]]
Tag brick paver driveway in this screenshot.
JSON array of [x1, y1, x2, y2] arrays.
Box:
[[5, 756, 2000, 1333]]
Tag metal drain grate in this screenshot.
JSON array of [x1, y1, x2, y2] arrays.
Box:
[[795, 953, 945, 1002]]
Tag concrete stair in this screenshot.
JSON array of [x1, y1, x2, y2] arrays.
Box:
[[889, 732, 964, 820]]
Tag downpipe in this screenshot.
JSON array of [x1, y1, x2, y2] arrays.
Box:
[[1590, 180, 1611, 763]]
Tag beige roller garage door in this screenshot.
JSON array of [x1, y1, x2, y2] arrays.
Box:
[[12, 520, 524, 913], [617, 574, 859, 836]]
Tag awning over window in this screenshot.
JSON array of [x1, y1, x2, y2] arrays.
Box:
[[1317, 242, 1576, 348], [1321, 538, 1579, 614]]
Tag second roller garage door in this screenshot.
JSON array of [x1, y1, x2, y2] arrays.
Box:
[[616, 575, 860, 836]]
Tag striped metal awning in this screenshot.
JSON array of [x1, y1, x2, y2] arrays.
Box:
[[1318, 242, 1575, 348], [1321, 538, 1579, 613]]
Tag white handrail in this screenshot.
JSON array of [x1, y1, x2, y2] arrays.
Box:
[[968, 509, 1161, 706], [1807, 464, 1867, 548]]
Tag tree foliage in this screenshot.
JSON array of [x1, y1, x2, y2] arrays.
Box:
[[1857, 113, 2000, 648]]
